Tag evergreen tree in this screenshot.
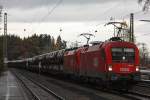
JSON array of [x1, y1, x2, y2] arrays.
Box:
[[0, 34, 66, 65], [56, 35, 62, 50]]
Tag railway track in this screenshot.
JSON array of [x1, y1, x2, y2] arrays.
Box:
[[68, 79, 150, 100], [67, 78, 150, 100], [124, 91, 150, 100], [110, 82, 150, 100], [93, 86, 150, 100], [136, 80, 150, 88], [125, 80, 150, 100], [11, 68, 150, 100], [11, 70, 64, 100], [11, 69, 132, 100]]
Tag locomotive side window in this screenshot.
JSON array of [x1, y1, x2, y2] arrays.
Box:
[[111, 48, 135, 63]]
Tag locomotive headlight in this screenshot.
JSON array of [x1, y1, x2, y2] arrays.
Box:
[[136, 66, 139, 71], [108, 65, 112, 71]]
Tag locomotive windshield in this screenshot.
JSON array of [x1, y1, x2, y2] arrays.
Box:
[[111, 48, 135, 63]]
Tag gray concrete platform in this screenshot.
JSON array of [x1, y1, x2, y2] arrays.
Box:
[[0, 70, 28, 100]]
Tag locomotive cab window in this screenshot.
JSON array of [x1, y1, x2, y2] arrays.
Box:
[[124, 48, 135, 63], [111, 48, 135, 63], [111, 48, 122, 61]]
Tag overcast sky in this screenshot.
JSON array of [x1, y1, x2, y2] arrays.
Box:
[[0, 0, 150, 49]]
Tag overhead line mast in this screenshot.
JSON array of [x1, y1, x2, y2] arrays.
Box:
[[129, 13, 134, 43], [4, 13, 7, 64], [0, 6, 2, 35]]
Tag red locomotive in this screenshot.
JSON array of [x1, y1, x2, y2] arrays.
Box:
[[64, 37, 140, 86], [7, 37, 140, 88]]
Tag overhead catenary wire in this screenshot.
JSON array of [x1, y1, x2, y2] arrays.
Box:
[[95, 1, 123, 26], [96, 1, 146, 27], [30, 0, 63, 34], [41, 0, 63, 22], [94, 11, 147, 38], [22, 0, 50, 34]]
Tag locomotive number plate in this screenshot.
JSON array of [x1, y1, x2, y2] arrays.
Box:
[[120, 68, 129, 72]]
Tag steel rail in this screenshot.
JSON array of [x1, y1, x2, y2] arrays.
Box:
[[13, 69, 65, 100], [11, 71, 40, 100]]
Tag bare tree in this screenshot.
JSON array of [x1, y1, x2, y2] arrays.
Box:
[[137, 43, 149, 68], [138, 0, 150, 11]]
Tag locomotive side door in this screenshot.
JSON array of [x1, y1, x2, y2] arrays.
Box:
[[75, 51, 81, 76], [100, 48, 106, 69], [99, 48, 106, 73]]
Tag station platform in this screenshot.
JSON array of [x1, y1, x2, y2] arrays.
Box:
[[0, 70, 28, 100]]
